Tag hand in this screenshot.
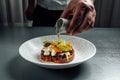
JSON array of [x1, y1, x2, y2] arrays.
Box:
[[25, 5, 34, 20], [60, 0, 96, 35]]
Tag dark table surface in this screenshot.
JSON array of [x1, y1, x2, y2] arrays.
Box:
[[0, 27, 120, 80]]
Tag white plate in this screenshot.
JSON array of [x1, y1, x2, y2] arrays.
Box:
[[19, 35, 96, 69]]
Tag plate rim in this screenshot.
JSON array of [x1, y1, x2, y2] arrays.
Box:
[[19, 35, 96, 68]]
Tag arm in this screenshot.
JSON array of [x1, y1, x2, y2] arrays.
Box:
[[25, 0, 35, 20], [28, 0, 35, 7], [60, 0, 96, 35]]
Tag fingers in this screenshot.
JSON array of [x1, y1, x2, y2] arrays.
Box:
[[84, 19, 94, 31], [84, 11, 96, 31], [84, 9, 96, 31], [72, 10, 95, 36], [60, 0, 96, 36], [66, 5, 83, 34], [60, 7, 71, 19]]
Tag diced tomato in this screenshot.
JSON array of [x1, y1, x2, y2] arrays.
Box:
[[69, 49, 74, 53]]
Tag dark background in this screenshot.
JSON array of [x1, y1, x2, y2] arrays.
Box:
[[94, 0, 120, 28], [0, 0, 120, 27]]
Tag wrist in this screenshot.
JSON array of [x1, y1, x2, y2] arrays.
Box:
[[91, 0, 95, 4], [28, 4, 34, 8], [28, 0, 35, 7]]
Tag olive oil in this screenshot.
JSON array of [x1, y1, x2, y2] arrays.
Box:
[[57, 32, 60, 39]]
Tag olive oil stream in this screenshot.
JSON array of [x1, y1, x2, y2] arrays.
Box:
[[56, 32, 60, 39]]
